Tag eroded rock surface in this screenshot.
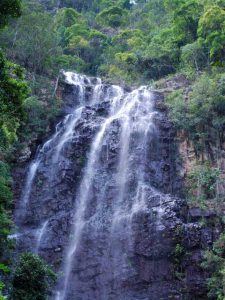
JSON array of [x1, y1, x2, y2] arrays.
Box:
[[13, 73, 218, 300]]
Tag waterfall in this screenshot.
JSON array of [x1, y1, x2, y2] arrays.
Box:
[[52, 76, 158, 300], [15, 71, 172, 300], [35, 220, 49, 253], [15, 71, 100, 249]]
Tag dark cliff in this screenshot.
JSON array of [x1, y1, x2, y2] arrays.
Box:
[[12, 73, 220, 300]]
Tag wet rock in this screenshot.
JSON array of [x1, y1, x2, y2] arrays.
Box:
[[12, 73, 219, 300], [188, 208, 217, 221], [17, 147, 32, 162]]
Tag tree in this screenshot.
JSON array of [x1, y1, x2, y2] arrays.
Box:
[[1, 5, 60, 74], [144, 27, 178, 78], [181, 41, 208, 73], [164, 0, 203, 45], [54, 7, 108, 74], [11, 253, 56, 300], [96, 6, 128, 28], [203, 234, 225, 300], [59, 0, 94, 12], [186, 162, 220, 203], [0, 161, 12, 255], [198, 5, 225, 63], [0, 0, 21, 29], [55, 7, 83, 30], [0, 51, 29, 151], [93, 0, 132, 11], [0, 2, 28, 298], [166, 73, 225, 155]]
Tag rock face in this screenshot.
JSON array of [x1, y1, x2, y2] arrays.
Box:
[[13, 72, 218, 300]]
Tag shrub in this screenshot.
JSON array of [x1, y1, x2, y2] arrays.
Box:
[[186, 162, 220, 204], [0, 162, 12, 255], [202, 233, 225, 299], [11, 253, 57, 300], [166, 73, 225, 155], [96, 6, 128, 28]]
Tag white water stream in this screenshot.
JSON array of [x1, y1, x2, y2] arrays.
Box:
[[16, 71, 164, 300]]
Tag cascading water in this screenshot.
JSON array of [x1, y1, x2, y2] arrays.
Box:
[[14, 71, 182, 300], [52, 78, 161, 300], [15, 72, 97, 251], [35, 220, 49, 253]]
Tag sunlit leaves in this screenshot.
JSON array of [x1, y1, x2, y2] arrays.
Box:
[[198, 5, 225, 62]]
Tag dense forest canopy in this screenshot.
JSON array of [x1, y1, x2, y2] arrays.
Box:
[[1, 0, 225, 83], [0, 0, 225, 299]]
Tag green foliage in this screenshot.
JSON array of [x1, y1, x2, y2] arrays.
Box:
[[11, 252, 57, 300], [96, 6, 128, 28], [53, 7, 108, 74], [59, 0, 95, 12], [15, 74, 61, 147], [115, 52, 138, 64], [53, 54, 85, 72], [0, 162, 12, 299], [99, 28, 147, 82], [55, 7, 82, 28], [164, 0, 203, 44], [64, 24, 90, 50], [0, 0, 21, 29], [144, 27, 179, 78], [0, 263, 10, 297], [198, 5, 225, 63], [1, 0, 224, 83], [94, 0, 132, 11], [54, 7, 85, 48], [186, 162, 221, 204], [0, 162, 12, 209], [1, 4, 60, 74], [167, 73, 225, 154], [171, 241, 187, 281], [0, 280, 6, 300], [174, 243, 186, 264], [181, 41, 208, 73], [0, 2, 27, 297], [0, 1, 224, 299], [202, 233, 225, 299], [166, 90, 191, 131], [2, 0, 224, 83], [0, 263, 10, 274], [0, 161, 12, 254], [0, 50, 28, 153]]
